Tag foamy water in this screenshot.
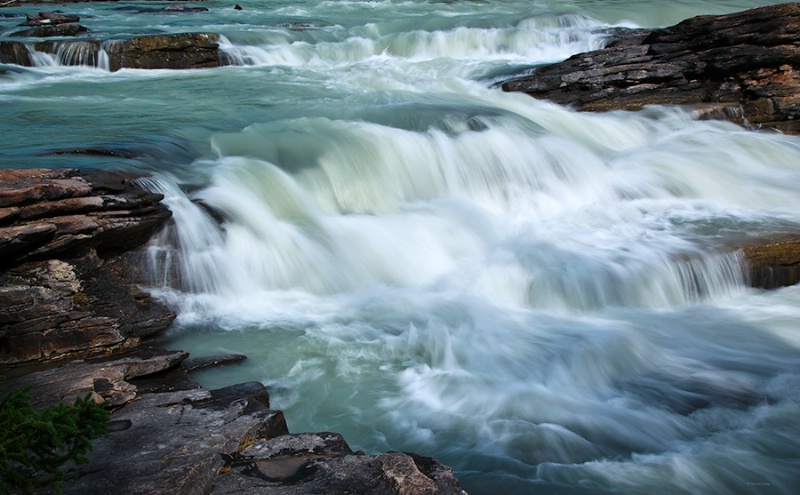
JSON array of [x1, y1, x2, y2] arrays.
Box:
[[3, 0, 800, 493]]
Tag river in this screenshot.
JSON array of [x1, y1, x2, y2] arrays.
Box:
[[2, 1, 800, 493]]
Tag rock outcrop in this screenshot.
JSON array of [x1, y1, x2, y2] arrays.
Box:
[[0, 32, 228, 70], [501, 3, 800, 134], [0, 348, 468, 495], [0, 168, 175, 365]]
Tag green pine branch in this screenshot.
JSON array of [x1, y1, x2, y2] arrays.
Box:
[[0, 384, 110, 495]]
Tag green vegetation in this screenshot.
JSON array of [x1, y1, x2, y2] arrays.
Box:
[[0, 385, 110, 495], [71, 292, 89, 309]]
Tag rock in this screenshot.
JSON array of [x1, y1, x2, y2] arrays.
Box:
[[0, 33, 230, 71], [501, 3, 800, 133], [10, 23, 88, 38], [21, 11, 81, 27], [1, 347, 188, 408], [0, 168, 175, 365], [0, 41, 32, 66], [741, 236, 800, 289], [104, 32, 226, 71], [1, 345, 468, 495], [183, 353, 247, 372], [60, 383, 289, 495], [213, 434, 468, 495], [0, 168, 170, 264]]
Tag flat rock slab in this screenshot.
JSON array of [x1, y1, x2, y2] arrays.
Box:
[[502, 3, 800, 134], [0, 168, 175, 365], [2, 347, 188, 407], [2, 350, 468, 495]]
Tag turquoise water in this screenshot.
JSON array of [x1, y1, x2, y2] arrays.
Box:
[[3, 1, 800, 493]]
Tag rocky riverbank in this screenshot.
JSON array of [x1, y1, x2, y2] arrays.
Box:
[[502, 3, 800, 134]]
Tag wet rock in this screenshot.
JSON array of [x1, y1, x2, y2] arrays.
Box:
[[60, 383, 290, 495], [0, 168, 170, 264], [0, 40, 32, 66], [10, 22, 87, 38], [501, 3, 800, 134], [0, 168, 175, 365], [104, 32, 225, 70], [213, 434, 468, 495], [21, 11, 80, 26], [741, 236, 800, 289], [183, 353, 247, 371], [1, 347, 188, 407], [114, 4, 209, 14], [0, 32, 229, 71]]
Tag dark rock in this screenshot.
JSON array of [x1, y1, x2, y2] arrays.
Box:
[[10, 23, 88, 38], [0, 168, 171, 263], [0, 33, 229, 71], [103, 32, 226, 71], [0, 347, 188, 408], [501, 3, 800, 134], [741, 236, 800, 289], [114, 5, 209, 14], [213, 434, 468, 495], [0, 168, 175, 365], [183, 353, 247, 371], [0, 41, 32, 66]]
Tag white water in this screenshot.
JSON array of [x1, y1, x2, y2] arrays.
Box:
[[3, 0, 800, 493]]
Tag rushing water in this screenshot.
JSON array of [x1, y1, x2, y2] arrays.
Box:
[[3, 1, 800, 493]]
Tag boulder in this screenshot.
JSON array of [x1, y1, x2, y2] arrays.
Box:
[[741, 236, 800, 289], [104, 32, 225, 71], [501, 3, 800, 134], [20, 11, 81, 26], [0, 32, 229, 71]]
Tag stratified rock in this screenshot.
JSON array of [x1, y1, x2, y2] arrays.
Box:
[[501, 3, 800, 133], [60, 383, 290, 495], [0, 168, 175, 365], [2, 347, 189, 407], [0, 168, 170, 264], [742, 236, 800, 289], [104, 32, 224, 70], [183, 353, 247, 371], [0, 41, 32, 66], [212, 432, 468, 495]]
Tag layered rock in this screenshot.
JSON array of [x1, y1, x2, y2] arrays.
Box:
[[501, 3, 800, 134], [0, 32, 228, 70], [0, 168, 175, 365], [0, 348, 467, 495]]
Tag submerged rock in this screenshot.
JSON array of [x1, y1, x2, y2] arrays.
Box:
[[501, 3, 800, 134]]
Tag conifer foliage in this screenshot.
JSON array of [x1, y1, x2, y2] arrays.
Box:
[[0, 385, 110, 495]]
